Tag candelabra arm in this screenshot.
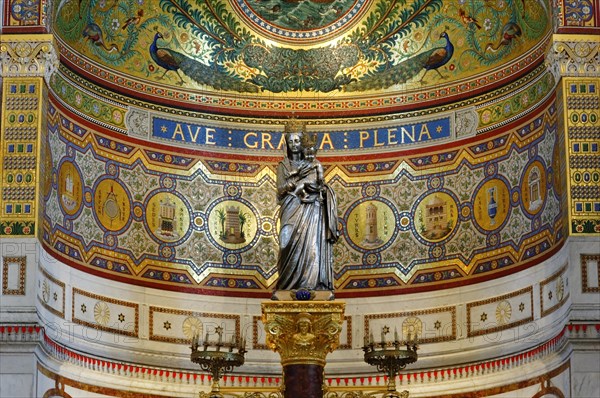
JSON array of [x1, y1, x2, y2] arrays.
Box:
[[362, 334, 418, 397], [191, 336, 247, 396]]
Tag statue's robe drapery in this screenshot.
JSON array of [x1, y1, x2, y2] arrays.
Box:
[[275, 158, 338, 291]]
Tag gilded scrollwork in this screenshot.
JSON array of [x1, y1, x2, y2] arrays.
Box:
[[0, 35, 58, 83], [262, 302, 345, 367], [548, 35, 600, 78]]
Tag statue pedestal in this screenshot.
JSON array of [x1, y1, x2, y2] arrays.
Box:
[[262, 300, 345, 398]]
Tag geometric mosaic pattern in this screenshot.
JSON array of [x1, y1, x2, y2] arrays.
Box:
[[563, 77, 600, 234], [0, 78, 42, 236]]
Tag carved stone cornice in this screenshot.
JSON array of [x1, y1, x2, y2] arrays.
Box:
[[262, 301, 345, 367], [547, 34, 600, 79], [0, 34, 58, 83]]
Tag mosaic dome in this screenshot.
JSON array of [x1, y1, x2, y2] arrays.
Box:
[[52, 0, 551, 115]]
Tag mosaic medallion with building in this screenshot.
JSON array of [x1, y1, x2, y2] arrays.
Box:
[[414, 192, 458, 243], [207, 200, 258, 250]]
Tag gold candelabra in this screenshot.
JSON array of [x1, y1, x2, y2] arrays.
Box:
[[362, 328, 418, 398], [191, 326, 247, 397]]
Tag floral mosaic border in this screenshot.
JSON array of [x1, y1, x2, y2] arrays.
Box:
[[50, 63, 554, 136]]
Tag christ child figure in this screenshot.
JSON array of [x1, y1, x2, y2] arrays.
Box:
[[293, 138, 324, 202]]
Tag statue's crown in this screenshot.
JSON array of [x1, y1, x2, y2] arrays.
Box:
[[284, 118, 306, 134], [301, 131, 318, 148]]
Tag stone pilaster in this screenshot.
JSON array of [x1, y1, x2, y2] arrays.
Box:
[[547, 34, 600, 235], [0, 35, 57, 237]]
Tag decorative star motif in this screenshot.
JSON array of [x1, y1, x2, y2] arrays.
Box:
[[519, 302, 525, 312], [434, 320, 441, 330], [163, 321, 171, 330], [215, 326, 224, 337], [118, 313, 125, 323], [81, 304, 87, 313], [382, 325, 390, 335], [480, 312, 488, 322]]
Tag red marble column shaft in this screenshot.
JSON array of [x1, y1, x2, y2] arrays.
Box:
[[283, 364, 324, 398]]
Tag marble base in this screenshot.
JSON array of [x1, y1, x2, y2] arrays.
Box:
[[271, 289, 335, 301]]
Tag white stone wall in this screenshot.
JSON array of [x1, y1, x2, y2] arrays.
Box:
[[1, 238, 598, 397]]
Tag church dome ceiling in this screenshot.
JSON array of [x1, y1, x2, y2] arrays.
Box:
[[52, 0, 551, 116]]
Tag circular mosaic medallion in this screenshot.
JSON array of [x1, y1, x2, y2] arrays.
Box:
[[226, 253, 239, 265], [346, 200, 395, 250], [521, 160, 547, 216], [399, 215, 411, 229], [208, 200, 258, 249], [94, 179, 131, 232], [145, 192, 191, 242], [226, 184, 240, 197], [364, 184, 378, 197], [232, 0, 370, 44], [473, 179, 510, 231], [365, 253, 379, 265], [58, 161, 83, 216], [414, 192, 458, 243], [161, 246, 173, 258]]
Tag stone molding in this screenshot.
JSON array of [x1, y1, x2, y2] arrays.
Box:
[[547, 34, 600, 79], [0, 34, 58, 83], [34, 325, 577, 395]]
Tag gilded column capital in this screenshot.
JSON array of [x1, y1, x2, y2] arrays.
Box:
[[262, 301, 345, 367], [0, 34, 58, 83], [547, 34, 600, 78]]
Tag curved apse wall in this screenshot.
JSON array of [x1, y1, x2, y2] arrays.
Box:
[[42, 84, 564, 298]]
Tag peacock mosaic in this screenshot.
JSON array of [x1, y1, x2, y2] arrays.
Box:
[[42, 93, 565, 296], [51, 0, 551, 113]]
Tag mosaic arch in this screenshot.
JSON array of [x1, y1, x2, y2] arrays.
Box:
[[52, 0, 552, 115], [42, 90, 564, 297]]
